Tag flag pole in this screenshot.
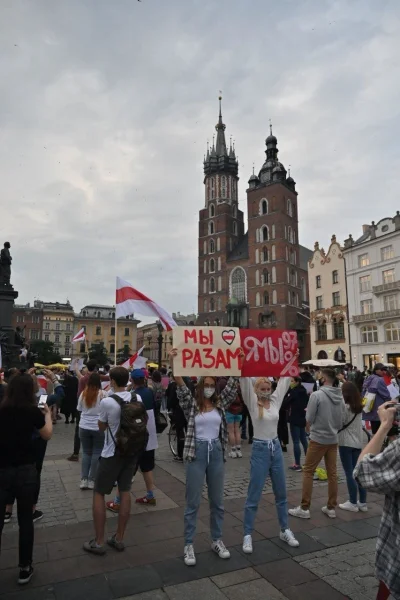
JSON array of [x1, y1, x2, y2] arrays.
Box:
[[114, 312, 117, 365]]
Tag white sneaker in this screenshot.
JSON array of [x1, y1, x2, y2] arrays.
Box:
[[211, 539, 230, 559], [242, 534, 253, 554], [280, 529, 300, 547], [88, 480, 95, 490], [339, 501, 358, 513], [322, 506, 336, 518], [358, 502, 368, 512], [184, 544, 196, 566], [288, 506, 310, 519], [80, 478, 89, 490], [229, 450, 237, 458], [236, 448, 243, 458]]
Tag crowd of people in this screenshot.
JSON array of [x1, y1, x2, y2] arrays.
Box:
[[0, 356, 399, 599]]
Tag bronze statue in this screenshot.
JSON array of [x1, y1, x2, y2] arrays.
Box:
[[0, 242, 12, 285]]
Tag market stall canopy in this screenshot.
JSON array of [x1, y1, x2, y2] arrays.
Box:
[[302, 359, 343, 367]]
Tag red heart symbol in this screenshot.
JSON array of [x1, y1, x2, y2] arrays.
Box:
[[222, 329, 236, 346]]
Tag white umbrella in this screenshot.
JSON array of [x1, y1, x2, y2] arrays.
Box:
[[302, 359, 343, 367]]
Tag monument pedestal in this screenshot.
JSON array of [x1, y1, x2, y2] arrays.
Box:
[[0, 284, 19, 368]]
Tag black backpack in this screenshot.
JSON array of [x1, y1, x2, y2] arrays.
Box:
[[108, 393, 149, 457]]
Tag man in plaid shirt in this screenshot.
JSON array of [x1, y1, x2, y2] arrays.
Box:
[[354, 400, 400, 600]]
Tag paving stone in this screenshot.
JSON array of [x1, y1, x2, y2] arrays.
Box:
[[181, 547, 251, 579], [333, 520, 378, 540], [54, 575, 111, 600], [165, 578, 227, 600], [0, 586, 56, 600], [236, 539, 290, 565], [106, 565, 163, 598], [255, 558, 318, 589], [223, 578, 288, 599], [284, 579, 349, 599], [270, 532, 325, 556], [117, 591, 168, 600], [306, 525, 357, 547], [210, 567, 260, 588]]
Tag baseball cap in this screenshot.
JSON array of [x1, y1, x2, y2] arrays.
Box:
[[131, 368, 145, 379], [373, 363, 386, 371]]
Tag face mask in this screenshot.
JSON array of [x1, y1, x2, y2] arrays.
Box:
[[258, 391, 271, 400], [204, 388, 215, 399], [290, 382, 297, 389]]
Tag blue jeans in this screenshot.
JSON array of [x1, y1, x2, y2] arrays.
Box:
[[184, 439, 224, 544], [290, 424, 308, 466], [244, 438, 288, 535], [339, 446, 367, 504], [79, 428, 105, 481]]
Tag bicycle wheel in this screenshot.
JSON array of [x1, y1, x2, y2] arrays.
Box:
[[169, 424, 178, 457]]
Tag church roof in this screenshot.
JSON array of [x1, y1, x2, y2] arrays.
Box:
[[227, 233, 249, 262]]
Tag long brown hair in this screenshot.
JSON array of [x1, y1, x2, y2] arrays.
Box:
[[342, 381, 363, 415], [82, 372, 102, 408], [195, 376, 218, 413]]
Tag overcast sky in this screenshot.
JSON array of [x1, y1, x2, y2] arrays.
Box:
[[1, 0, 399, 320]]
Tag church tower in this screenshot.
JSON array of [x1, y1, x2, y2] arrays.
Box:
[[197, 98, 245, 326]]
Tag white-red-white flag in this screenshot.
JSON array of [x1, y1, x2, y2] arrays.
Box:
[[116, 277, 177, 331], [121, 346, 147, 369], [72, 328, 86, 343]]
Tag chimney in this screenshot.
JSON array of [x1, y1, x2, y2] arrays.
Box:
[[362, 224, 369, 233]]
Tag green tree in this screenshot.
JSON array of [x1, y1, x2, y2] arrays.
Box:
[[116, 344, 131, 365], [30, 340, 63, 365], [88, 342, 109, 366]]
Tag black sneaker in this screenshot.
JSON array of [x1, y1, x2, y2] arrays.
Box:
[[32, 510, 43, 523], [18, 565, 34, 585], [4, 511, 12, 524]]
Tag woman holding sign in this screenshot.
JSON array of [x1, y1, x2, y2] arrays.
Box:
[[170, 348, 245, 567], [240, 368, 300, 554]]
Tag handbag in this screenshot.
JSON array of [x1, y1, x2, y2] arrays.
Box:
[[362, 392, 376, 413], [155, 410, 168, 434]]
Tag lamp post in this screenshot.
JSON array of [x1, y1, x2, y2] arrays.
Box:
[[146, 334, 152, 360], [157, 321, 163, 369]]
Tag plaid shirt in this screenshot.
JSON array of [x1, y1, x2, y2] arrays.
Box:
[[354, 438, 400, 597], [177, 377, 239, 462]]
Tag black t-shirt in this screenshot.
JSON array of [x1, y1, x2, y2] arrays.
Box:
[[0, 405, 46, 467]]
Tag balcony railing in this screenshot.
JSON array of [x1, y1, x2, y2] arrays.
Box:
[[353, 308, 400, 323], [373, 280, 400, 294]]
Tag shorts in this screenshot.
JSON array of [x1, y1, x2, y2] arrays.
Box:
[[370, 420, 398, 438], [225, 413, 242, 425], [94, 455, 139, 495], [137, 450, 155, 473]]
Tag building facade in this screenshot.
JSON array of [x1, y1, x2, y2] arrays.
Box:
[[12, 303, 44, 344], [197, 100, 312, 360], [39, 301, 75, 358], [136, 313, 196, 367], [344, 212, 400, 369], [308, 235, 349, 363], [73, 304, 139, 359]]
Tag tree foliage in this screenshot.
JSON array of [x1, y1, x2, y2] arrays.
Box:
[[29, 340, 63, 365]]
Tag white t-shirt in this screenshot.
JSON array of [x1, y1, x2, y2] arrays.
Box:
[[77, 391, 106, 431], [99, 390, 145, 458], [240, 377, 291, 441], [194, 409, 221, 441]]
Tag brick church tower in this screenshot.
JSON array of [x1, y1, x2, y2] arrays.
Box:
[[197, 102, 311, 359]]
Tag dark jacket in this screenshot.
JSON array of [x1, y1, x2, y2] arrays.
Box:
[[284, 384, 309, 428]]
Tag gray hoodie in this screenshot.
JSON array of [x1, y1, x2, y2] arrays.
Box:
[[306, 386, 345, 445]]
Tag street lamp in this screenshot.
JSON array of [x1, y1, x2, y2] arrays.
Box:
[[156, 321, 163, 369], [146, 334, 152, 359]]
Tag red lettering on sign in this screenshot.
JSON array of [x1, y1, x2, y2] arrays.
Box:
[[192, 349, 203, 368], [226, 347, 241, 368], [184, 330, 197, 344], [203, 347, 215, 369], [215, 348, 229, 369], [199, 330, 213, 345], [182, 349, 193, 368]]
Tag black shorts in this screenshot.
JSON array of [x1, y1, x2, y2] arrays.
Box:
[[370, 420, 398, 437], [137, 450, 155, 474], [94, 455, 139, 495]]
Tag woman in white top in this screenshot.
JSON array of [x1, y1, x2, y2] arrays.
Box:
[[77, 372, 106, 490], [240, 375, 300, 553], [338, 381, 367, 512], [171, 348, 244, 567]]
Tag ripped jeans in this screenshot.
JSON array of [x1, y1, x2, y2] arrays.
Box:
[[244, 438, 288, 535]]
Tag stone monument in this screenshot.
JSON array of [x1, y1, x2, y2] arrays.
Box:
[[0, 242, 20, 368]]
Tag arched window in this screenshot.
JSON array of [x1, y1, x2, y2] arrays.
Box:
[[290, 269, 296, 286], [230, 267, 246, 303], [255, 249, 260, 264], [217, 256, 221, 270], [256, 292, 261, 307], [233, 221, 237, 235], [209, 258, 215, 272], [272, 290, 277, 304], [385, 322, 400, 342], [361, 325, 378, 343], [272, 266, 276, 283], [272, 245, 276, 260], [333, 317, 345, 339], [262, 247, 268, 263], [260, 199, 268, 215], [218, 276, 222, 291], [291, 291, 296, 305], [203, 280, 207, 294], [255, 270, 260, 286], [262, 269, 269, 285], [209, 221, 215, 235], [209, 204, 215, 218], [204, 299, 208, 312], [217, 238, 220, 252], [317, 350, 328, 359], [289, 249, 295, 264], [210, 298, 215, 312], [221, 175, 227, 198], [316, 320, 327, 341], [203, 261, 207, 274], [287, 199, 293, 217], [210, 177, 215, 199], [209, 239, 215, 254], [203, 241, 207, 255], [264, 291, 269, 305], [210, 277, 215, 293], [262, 226, 269, 242]]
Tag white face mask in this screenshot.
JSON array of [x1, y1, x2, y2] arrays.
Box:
[[204, 388, 215, 399]]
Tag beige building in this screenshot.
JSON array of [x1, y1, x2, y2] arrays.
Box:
[[39, 301, 75, 358], [73, 304, 139, 360], [137, 313, 197, 368], [308, 235, 349, 363]]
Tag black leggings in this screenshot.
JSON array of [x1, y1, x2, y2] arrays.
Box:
[[0, 464, 37, 567], [6, 438, 47, 506]]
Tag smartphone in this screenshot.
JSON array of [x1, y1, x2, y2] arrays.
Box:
[[36, 369, 43, 375], [38, 395, 47, 408]]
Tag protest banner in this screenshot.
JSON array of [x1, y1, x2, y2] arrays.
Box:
[[173, 327, 298, 377]]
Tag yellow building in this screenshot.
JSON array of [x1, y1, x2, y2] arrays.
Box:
[[73, 304, 139, 361], [136, 313, 196, 368], [39, 301, 75, 358]]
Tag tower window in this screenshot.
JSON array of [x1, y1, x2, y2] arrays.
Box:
[[209, 258, 215, 273], [209, 204, 215, 218], [230, 267, 246, 303], [210, 298, 215, 312], [260, 199, 268, 215], [261, 226, 269, 242], [262, 269, 269, 285], [210, 178, 215, 199], [209, 221, 215, 235], [233, 222, 237, 235], [262, 247, 269, 263], [210, 277, 216, 293], [233, 205, 237, 218], [204, 299, 208, 312], [264, 291, 269, 305], [209, 239, 215, 254], [221, 175, 227, 198], [287, 199, 293, 217]]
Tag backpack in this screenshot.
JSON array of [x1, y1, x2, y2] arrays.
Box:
[[108, 393, 149, 457]]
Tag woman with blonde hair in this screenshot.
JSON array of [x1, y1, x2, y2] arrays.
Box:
[[240, 373, 299, 553], [77, 372, 106, 490]]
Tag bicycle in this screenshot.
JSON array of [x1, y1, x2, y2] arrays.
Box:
[[167, 411, 186, 459]]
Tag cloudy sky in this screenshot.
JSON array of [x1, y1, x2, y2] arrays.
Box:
[[1, 0, 399, 320]]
